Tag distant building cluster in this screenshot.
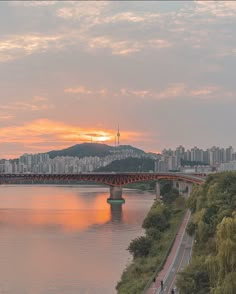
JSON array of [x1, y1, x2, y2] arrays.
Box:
[[0, 144, 236, 174], [0, 148, 144, 174], [218, 161, 236, 172], [155, 145, 236, 172]]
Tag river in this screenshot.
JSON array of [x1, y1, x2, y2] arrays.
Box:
[[0, 185, 154, 294]]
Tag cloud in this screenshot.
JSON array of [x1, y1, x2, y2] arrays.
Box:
[[0, 34, 63, 62], [64, 83, 233, 101], [119, 84, 233, 100], [64, 86, 108, 96], [57, 2, 109, 21], [189, 86, 219, 97], [87, 36, 170, 55], [3, 1, 234, 63], [10, 1, 57, 7], [119, 84, 186, 99], [64, 86, 92, 95], [0, 29, 170, 62], [194, 1, 236, 18], [0, 119, 142, 158], [0, 97, 53, 112]]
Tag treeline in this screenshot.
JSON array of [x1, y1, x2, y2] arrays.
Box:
[[96, 157, 155, 172], [176, 172, 236, 294], [116, 182, 186, 293]]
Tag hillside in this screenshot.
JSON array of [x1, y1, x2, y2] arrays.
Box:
[[95, 157, 155, 172], [176, 172, 236, 293], [47, 143, 145, 159]]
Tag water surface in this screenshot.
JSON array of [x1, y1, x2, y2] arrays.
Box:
[[0, 185, 153, 294]]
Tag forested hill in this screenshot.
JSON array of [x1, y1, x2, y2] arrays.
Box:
[[47, 143, 145, 159], [95, 157, 155, 172], [176, 172, 236, 294]]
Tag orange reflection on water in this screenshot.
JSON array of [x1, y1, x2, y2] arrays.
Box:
[[0, 190, 111, 232]]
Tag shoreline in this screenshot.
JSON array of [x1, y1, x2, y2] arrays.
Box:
[[116, 192, 186, 293]]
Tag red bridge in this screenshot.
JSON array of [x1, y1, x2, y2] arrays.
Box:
[[0, 172, 205, 186], [0, 172, 206, 204]]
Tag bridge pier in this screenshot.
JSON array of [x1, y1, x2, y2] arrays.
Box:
[[178, 181, 186, 195], [186, 183, 193, 197], [107, 186, 125, 204], [173, 180, 179, 190], [155, 182, 161, 200]]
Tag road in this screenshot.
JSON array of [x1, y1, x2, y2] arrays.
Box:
[[146, 210, 192, 294], [159, 230, 194, 293]]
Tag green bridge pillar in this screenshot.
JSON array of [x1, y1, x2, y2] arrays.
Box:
[[107, 186, 125, 204]]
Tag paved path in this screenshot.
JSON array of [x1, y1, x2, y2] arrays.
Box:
[[161, 229, 194, 293], [146, 210, 191, 294]]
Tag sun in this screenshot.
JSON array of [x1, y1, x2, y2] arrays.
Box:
[[93, 135, 113, 142]]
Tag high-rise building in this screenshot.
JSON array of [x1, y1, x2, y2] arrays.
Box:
[[226, 146, 233, 162]]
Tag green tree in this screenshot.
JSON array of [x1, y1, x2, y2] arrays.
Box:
[[146, 227, 161, 240], [142, 209, 169, 232], [178, 173, 236, 294], [127, 236, 152, 258], [186, 220, 196, 236], [176, 258, 210, 294], [163, 188, 179, 204]]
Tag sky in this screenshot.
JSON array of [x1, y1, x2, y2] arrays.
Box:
[[0, 1, 236, 158]]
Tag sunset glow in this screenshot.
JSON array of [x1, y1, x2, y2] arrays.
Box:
[[0, 1, 235, 156], [0, 119, 142, 158]]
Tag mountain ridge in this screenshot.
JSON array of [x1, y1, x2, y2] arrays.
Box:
[[47, 143, 146, 159]]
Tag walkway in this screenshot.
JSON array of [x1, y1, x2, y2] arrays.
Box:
[[146, 210, 191, 294]]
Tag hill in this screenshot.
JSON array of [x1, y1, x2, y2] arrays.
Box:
[[47, 143, 146, 159], [95, 157, 155, 172]]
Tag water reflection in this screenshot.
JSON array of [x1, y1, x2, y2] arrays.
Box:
[[0, 185, 153, 293], [110, 203, 123, 223], [0, 187, 112, 232]]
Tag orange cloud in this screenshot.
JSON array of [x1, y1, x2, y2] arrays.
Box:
[[0, 119, 143, 158], [64, 86, 92, 94], [64, 86, 109, 96]]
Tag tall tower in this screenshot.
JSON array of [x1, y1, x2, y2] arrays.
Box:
[[117, 125, 120, 145]]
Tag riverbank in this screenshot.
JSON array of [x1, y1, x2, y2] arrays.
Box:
[[116, 194, 186, 293]]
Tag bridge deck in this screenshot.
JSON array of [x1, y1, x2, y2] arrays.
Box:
[[0, 172, 205, 186]]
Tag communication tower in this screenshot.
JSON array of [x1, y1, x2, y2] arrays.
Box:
[[117, 125, 120, 145]]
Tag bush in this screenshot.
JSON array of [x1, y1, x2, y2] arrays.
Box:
[[186, 221, 196, 236], [163, 188, 179, 204], [146, 228, 162, 240], [143, 207, 171, 232], [128, 236, 152, 258]]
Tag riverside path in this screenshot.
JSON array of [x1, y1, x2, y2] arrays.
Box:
[[146, 210, 191, 294]]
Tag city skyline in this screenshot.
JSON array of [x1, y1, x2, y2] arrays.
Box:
[[0, 1, 235, 158], [1, 143, 235, 173]]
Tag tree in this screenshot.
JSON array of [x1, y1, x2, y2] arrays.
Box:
[[176, 258, 210, 294], [127, 236, 152, 258], [186, 220, 196, 236], [162, 188, 179, 204], [146, 227, 161, 240], [178, 173, 236, 294], [142, 210, 169, 232]]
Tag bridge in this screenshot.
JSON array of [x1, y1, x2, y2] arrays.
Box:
[[0, 172, 205, 204]]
